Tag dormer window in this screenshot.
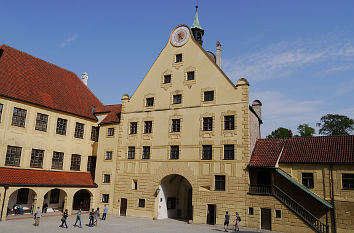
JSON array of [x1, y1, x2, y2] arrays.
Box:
[[146, 97, 154, 107], [176, 54, 182, 63]]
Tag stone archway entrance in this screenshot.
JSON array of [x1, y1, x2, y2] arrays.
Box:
[[157, 174, 192, 220], [72, 189, 91, 211], [7, 188, 36, 216], [42, 189, 67, 213]]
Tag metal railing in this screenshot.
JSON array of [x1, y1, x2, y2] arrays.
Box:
[[248, 184, 272, 195]]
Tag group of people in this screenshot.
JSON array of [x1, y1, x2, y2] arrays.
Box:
[[224, 211, 241, 232], [33, 205, 109, 228], [12, 204, 24, 215]]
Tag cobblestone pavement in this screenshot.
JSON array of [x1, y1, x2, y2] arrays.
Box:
[[0, 214, 275, 233]]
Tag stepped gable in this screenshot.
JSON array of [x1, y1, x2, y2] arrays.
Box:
[[94, 104, 122, 124], [0, 167, 95, 187], [0, 44, 104, 120], [250, 135, 354, 167]]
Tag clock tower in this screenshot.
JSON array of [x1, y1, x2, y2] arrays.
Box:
[[191, 5, 204, 45]]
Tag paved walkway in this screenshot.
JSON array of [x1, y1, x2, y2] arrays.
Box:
[[0, 214, 274, 233]]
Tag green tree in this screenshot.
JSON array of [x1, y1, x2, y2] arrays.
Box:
[[266, 127, 292, 138], [297, 124, 315, 137], [317, 114, 354, 136]]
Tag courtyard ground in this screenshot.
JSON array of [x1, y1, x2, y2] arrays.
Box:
[[0, 214, 280, 233]]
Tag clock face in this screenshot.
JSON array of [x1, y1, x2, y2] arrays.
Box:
[[171, 26, 190, 47]]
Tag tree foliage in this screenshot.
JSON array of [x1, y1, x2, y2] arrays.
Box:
[[266, 127, 292, 138], [297, 124, 315, 137], [317, 114, 354, 136]]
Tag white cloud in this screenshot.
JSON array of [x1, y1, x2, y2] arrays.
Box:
[[59, 35, 78, 48], [223, 40, 354, 83]]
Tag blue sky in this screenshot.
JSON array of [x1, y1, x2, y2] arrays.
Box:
[[1, 0, 354, 137]]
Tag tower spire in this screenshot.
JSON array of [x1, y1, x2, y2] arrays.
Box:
[[191, 5, 204, 45]]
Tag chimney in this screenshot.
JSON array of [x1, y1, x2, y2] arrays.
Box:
[[81, 72, 88, 86], [216, 41, 222, 67], [252, 100, 262, 120]]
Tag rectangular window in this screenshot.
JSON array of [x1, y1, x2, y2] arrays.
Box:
[[70, 154, 81, 171], [11, 107, 27, 127], [142, 146, 150, 159], [74, 122, 85, 139], [164, 75, 171, 84], [130, 122, 138, 134], [0, 104, 3, 122], [171, 119, 180, 132], [146, 97, 154, 107], [224, 115, 235, 130], [202, 145, 212, 160], [215, 175, 226, 191], [56, 118, 67, 135], [170, 146, 179, 160], [102, 194, 109, 203], [50, 189, 60, 204], [138, 199, 145, 208], [144, 121, 152, 134], [204, 91, 214, 102], [5, 146, 22, 167], [103, 174, 111, 183], [203, 117, 213, 131], [342, 174, 354, 190], [167, 197, 176, 209], [52, 151, 64, 169], [176, 54, 182, 63], [276, 210, 282, 218], [91, 126, 100, 142], [249, 207, 254, 215], [302, 173, 314, 189], [173, 94, 182, 104], [128, 147, 135, 159], [30, 149, 44, 168], [35, 113, 48, 132], [224, 145, 234, 160], [134, 180, 138, 190], [17, 188, 29, 204], [107, 127, 115, 136], [105, 151, 113, 160], [187, 71, 195, 81]]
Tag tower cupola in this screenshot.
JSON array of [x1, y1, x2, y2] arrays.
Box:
[[191, 5, 204, 46]]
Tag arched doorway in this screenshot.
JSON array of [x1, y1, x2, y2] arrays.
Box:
[[72, 189, 91, 211], [42, 189, 67, 213], [7, 188, 36, 215], [157, 174, 192, 220]]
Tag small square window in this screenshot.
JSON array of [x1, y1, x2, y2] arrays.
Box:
[[302, 173, 314, 189], [202, 145, 212, 160], [187, 71, 194, 81], [173, 94, 182, 104], [102, 194, 109, 203], [146, 97, 154, 107], [103, 174, 111, 183], [170, 146, 179, 159], [276, 210, 281, 218], [164, 75, 171, 84], [171, 119, 180, 132], [224, 115, 235, 130], [142, 146, 150, 159], [215, 175, 225, 191], [203, 117, 213, 131], [176, 54, 182, 63], [5, 146, 22, 167], [35, 113, 48, 132], [107, 128, 115, 136], [12, 107, 27, 127], [204, 91, 214, 102], [249, 207, 254, 215], [138, 199, 145, 208], [130, 122, 137, 134], [128, 147, 135, 159], [105, 151, 113, 160], [144, 121, 152, 134], [342, 174, 354, 189]]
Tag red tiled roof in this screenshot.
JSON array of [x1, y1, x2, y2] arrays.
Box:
[[95, 104, 121, 124], [0, 167, 95, 187], [0, 44, 104, 120], [250, 136, 354, 167]]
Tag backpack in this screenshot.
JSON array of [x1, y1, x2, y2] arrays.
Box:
[[238, 216, 241, 222]]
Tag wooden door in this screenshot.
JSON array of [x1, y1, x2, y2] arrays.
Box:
[[120, 198, 127, 216], [261, 208, 271, 230], [207, 204, 216, 225]]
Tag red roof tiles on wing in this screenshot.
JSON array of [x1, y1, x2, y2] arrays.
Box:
[[0, 44, 104, 120], [95, 104, 121, 124], [250, 136, 354, 167], [0, 167, 95, 187]]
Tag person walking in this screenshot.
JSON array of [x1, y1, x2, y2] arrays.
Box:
[[235, 212, 241, 231], [94, 207, 100, 226], [34, 207, 42, 226], [59, 209, 69, 228], [88, 209, 95, 227], [224, 211, 230, 232], [102, 205, 108, 220], [73, 209, 82, 228]]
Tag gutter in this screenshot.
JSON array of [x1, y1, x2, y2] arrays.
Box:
[[329, 164, 337, 233], [0, 184, 9, 221]]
